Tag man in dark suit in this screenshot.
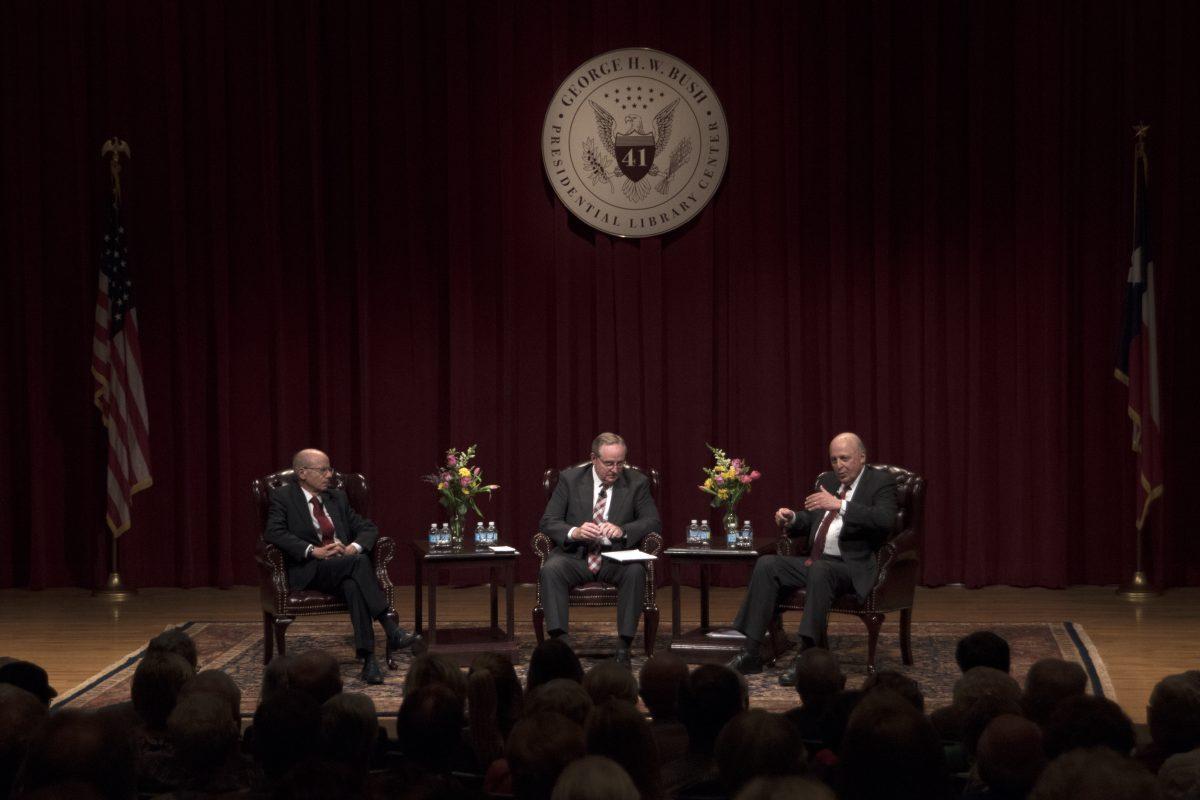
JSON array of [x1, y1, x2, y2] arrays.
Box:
[[728, 432, 897, 685], [538, 432, 661, 666], [264, 448, 422, 684]]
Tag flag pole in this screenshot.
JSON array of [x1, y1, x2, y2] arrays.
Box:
[[1117, 123, 1160, 601], [93, 137, 137, 600]]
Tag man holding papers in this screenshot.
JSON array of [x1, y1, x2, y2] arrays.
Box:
[[538, 432, 661, 666]]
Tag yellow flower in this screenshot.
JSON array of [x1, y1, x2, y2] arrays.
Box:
[[458, 467, 471, 477], [704, 478, 715, 489], [717, 488, 730, 500], [461, 488, 470, 495], [437, 482, 447, 490], [725, 468, 737, 479]]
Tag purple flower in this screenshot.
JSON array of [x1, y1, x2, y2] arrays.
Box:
[[447, 454, 458, 466]]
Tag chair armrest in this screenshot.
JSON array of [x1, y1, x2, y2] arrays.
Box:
[[639, 533, 663, 556], [256, 541, 290, 614], [373, 536, 395, 592], [532, 532, 552, 567]]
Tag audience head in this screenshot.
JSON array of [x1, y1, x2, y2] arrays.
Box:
[[506, 711, 586, 800], [0, 684, 48, 797], [0, 660, 58, 706], [953, 666, 1022, 711], [792, 647, 845, 713], [585, 699, 660, 800], [716, 710, 806, 795], [179, 668, 241, 723], [838, 689, 948, 800], [261, 653, 295, 703], [955, 630, 1011, 674], [1029, 746, 1157, 800], [397, 683, 466, 773], [288, 649, 343, 705], [167, 691, 240, 778], [735, 775, 836, 800], [583, 660, 639, 706], [252, 688, 321, 780], [638, 652, 688, 720], [678, 664, 746, 755], [1023, 658, 1088, 725], [403, 652, 467, 702], [524, 678, 593, 727], [551, 755, 638, 800], [147, 627, 199, 672], [1158, 747, 1200, 800], [975, 714, 1046, 796], [321, 692, 378, 777], [15, 709, 135, 800], [1147, 672, 1200, 757], [861, 669, 924, 713], [268, 761, 365, 800], [468, 652, 524, 767], [1044, 694, 1136, 759], [131, 651, 194, 730], [962, 691, 1026, 759], [527, 638, 584, 691], [818, 689, 864, 753]]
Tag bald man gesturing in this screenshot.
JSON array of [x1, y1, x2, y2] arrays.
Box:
[[728, 433, 897, 686], [264, 449, 422, 685]]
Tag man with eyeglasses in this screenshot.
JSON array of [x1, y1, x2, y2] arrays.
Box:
[[264, 448, 422, 685], [538, 432, 661, 666]]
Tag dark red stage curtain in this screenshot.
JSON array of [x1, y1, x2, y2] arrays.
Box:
[[2, 0, 1197, 590]]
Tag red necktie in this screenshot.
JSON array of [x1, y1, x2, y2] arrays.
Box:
[[310, 496, 335, 545], [806, 484, 849, 567], [588, 487, 607, 574]]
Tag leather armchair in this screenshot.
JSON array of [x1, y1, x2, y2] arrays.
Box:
[[769, 464, 925, 672], [531, 462, 662, 656], [252, 468, 398, 665]]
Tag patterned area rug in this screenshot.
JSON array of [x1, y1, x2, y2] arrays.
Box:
[[55, 620, 1113, 718]]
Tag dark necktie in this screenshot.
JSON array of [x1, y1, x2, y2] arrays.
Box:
[[588, 487, 607, 574], [806, 484, 849, 566], [310, 496, 335, 545]]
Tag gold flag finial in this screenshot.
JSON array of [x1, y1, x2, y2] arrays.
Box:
[[100, 137, 131, 204]]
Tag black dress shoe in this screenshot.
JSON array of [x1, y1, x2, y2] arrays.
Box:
[[614, 648, 632, 668], [386, 628, 425, 659], [778, 654, 801, 687], [361, 656, 384, 685], [726, 650, 763, 675]]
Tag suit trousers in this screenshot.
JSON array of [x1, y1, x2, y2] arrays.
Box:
[[732, 554, 856, 644], [539, 550, 646, 639], [299, 553, 387, 655]]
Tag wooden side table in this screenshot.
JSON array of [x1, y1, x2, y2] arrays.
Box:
[[410, 539, 519, 665], [665, 538, 777, 663]]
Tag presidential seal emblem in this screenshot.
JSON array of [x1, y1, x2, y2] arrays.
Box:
[[542, 48, 728, 238]]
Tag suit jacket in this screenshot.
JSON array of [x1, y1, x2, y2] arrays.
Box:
[[263, 480, 379, 589], [539, 465, 661, 558], [786, 465, 898, 599]]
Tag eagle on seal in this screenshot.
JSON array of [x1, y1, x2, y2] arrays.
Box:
[[588, 98, 679, 202]]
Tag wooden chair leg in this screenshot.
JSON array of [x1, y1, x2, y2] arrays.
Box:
[[643, 608, 659, 656], [273, 616, 294, 658], [862, 613, 884, 673], [532, 606, 546, 644], [262, 611, 275, 665], [900, 607, 913, 665], [386, 608, 400, 670], [765, 614, 791, 664]]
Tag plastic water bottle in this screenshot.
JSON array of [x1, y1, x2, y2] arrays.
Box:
[[686, 519, 699, 544], [699, 520, 711, 544], [428, 523, 440, 549], [475, 520, 485, 544], [487, 521, 498, 544], [739, 520, 754, 549], [726, 518, 738, 548], [439, 523, 450, 548]]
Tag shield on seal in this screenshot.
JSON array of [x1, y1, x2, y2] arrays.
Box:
[[614, 133, 655, 183]]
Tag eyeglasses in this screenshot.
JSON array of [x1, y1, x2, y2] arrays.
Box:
[[300, 466, 334, 475], [592, 457, 626, 469]]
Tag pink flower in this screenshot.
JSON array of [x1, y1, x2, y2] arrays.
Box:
[[441, 472, 452, 483], [714, 475, 725, 485], [739, 475, 752, 484], [447, 454, 458, 466], [750, 470, 761, 480], [474, 466, 481, 476], [731, 458, 743, 470], [459, 476, 471, 486]]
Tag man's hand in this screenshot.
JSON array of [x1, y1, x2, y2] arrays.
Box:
[[313, 543, 343, 559], [600, 522, 624, 540], [774, 508, 797, 527], [574, 522, 605, 541], [804, 487, 842, 512]]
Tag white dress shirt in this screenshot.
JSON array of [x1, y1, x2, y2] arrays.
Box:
[[568, 466, 614, 541], [821, 468, 865, 558], [301, 486, 362, 558]]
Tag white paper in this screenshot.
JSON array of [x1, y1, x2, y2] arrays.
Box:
[[601, 549, 657, 562], [488, 545, 517, 553]]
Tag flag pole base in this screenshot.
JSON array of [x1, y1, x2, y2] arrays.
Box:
[[93, 571, 137, 600], [1117, 571, 1160, 600]]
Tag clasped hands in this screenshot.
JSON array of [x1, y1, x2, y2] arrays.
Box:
[[774, 487, 843, 526], [573, 521, 624, 542], [313, 542, 350, 559]]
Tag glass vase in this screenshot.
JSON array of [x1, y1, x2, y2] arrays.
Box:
[[448, 513, 466, 549]]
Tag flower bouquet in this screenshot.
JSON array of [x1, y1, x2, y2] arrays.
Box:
[[423, 444, 499, 547], [697, 444, 762, 532]]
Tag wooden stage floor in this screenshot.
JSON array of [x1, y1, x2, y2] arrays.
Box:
[[2, 584, 1196, 724]]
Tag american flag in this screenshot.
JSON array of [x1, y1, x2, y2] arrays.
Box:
[[91, 199, 152, 537], [1114, 131, 1162, 531]]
